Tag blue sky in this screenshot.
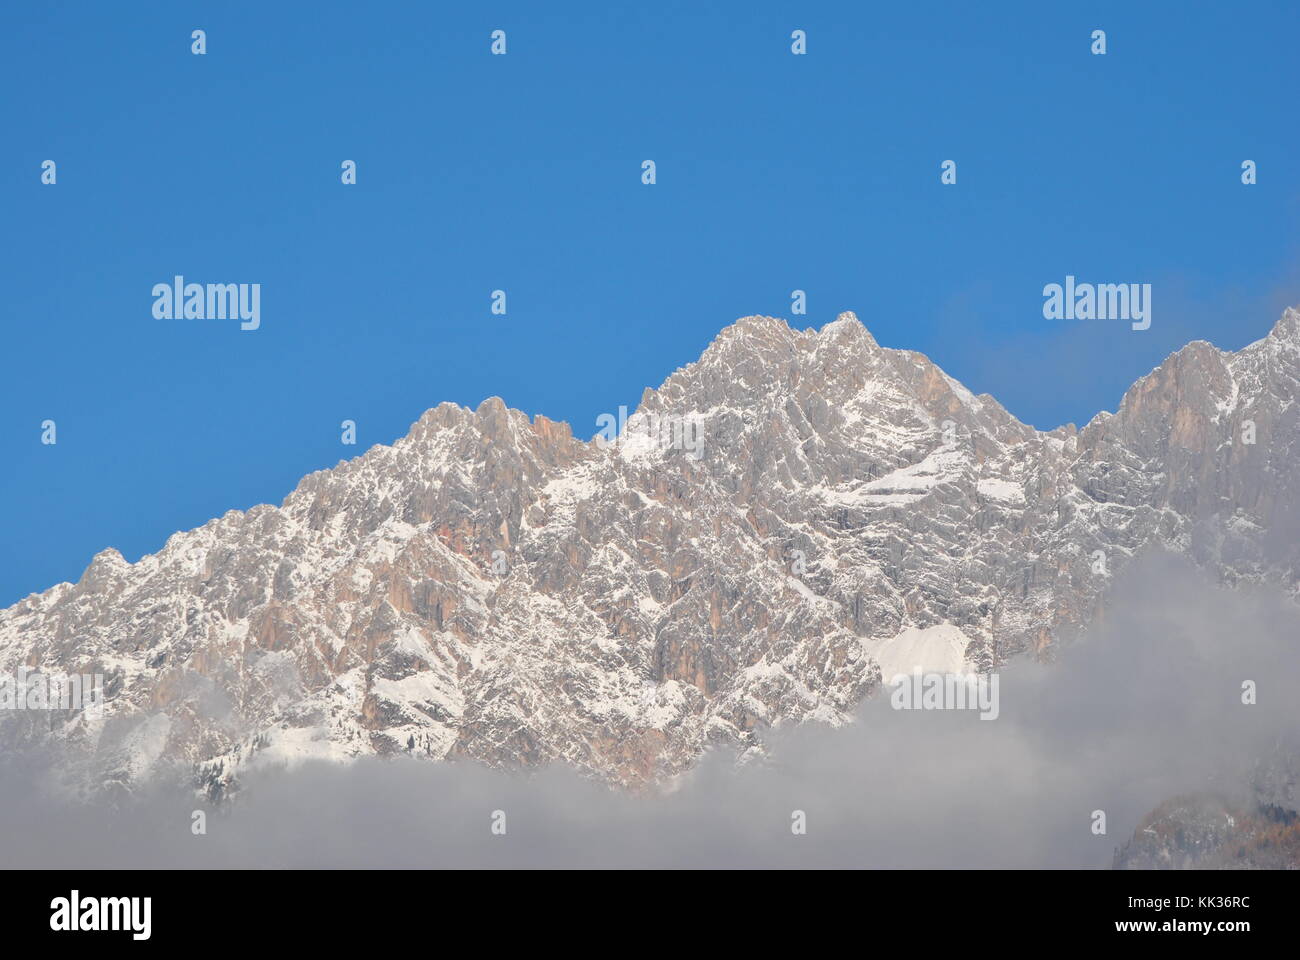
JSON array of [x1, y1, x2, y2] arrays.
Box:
[[3, 0, 1298, 605]]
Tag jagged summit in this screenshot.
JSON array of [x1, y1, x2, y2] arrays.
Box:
[[1269, 305, 1300, 342], [3, 307, 1299, 794], [705, 309, 877, 351]]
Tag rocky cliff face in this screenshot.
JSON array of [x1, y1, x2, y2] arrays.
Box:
[[3, 308, 1299, 797]]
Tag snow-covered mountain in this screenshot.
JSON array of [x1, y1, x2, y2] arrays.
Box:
[[4, 308, 1299, 797]]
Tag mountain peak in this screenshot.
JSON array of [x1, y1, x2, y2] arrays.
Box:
[[820, 310, 879, 348], [1268, 305, 1300, 342], [709, 314, 794, 346]]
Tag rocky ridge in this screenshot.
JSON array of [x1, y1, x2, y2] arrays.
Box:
[[3, 308, 1299, 796]]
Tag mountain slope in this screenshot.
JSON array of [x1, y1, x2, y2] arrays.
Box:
[[3, 308, 1298, 795]]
